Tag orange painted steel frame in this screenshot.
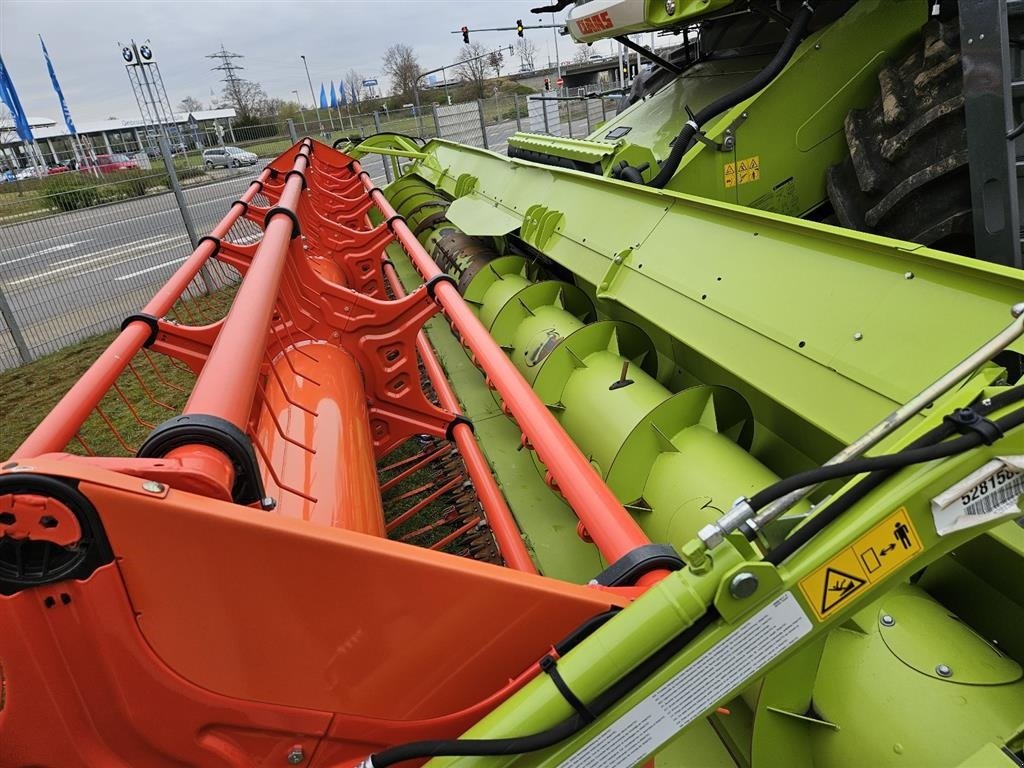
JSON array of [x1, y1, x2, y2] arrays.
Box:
[[354, 161, 668, 584], [0, 140, 647, 765]]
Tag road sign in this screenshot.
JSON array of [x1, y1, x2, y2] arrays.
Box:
[[556, 77, 564, 86], [362, 79, 378, 87]]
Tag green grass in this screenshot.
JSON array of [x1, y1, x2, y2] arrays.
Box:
[[0, 287, 236, 460]]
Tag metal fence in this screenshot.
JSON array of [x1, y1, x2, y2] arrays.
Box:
[[0, 94, 619, 371]]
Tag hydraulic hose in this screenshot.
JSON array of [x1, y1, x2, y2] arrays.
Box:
[[645, 2, 815, 188], [761, 387, 1024, 564], [366, 612, 717, 767]]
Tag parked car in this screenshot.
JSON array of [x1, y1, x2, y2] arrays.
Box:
[[202, 146, 258, 169], [78, 153, 140, 174], [47, 164, 71, 175], [145, 141, 187, 158]]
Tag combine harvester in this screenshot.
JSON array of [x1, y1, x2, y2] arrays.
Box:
[[3, 0, 1024, 765]]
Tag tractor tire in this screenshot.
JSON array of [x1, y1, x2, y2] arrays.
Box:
[[826, 18, 974, 254]]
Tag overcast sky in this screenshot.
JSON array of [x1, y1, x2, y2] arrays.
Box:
[[1, 1, 592, 122]]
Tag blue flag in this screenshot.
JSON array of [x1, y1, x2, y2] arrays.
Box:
[[338, 81, 347, 106], [39, 35, 76, 135], [329, 80, 337, 109], [319, 83, 327, 109], [0, 55, 34, 144]]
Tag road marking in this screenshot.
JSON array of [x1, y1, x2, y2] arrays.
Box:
[[48, 234, 181, 267], [0, 240, 91, 267], [6, 235, 190, 286], [116, 256, 186, 280]]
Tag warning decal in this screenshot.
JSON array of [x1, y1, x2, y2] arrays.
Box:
[[724, 155, 760, 188], [798, 507, 921, 621]]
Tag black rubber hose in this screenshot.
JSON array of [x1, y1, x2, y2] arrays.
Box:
[[368, 611, 718, 766], [764, 386, 1024, 564], [646, 2, 814, 188]]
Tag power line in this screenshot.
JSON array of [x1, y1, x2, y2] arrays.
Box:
[[206, 44, 245, 87]]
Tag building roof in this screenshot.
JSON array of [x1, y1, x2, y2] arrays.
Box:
[[1, 108, 237, 144]]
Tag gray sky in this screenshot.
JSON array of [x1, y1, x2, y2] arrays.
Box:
[[1, 0, 583, 121]]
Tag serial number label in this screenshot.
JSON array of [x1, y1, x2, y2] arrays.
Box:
[[931, 457, 1024, 535]]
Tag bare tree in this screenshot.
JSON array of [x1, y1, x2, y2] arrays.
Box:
[[382, 43, 420, 99], [487, 49, 504, 78], [344, 68, 365, 104], [572, 45, 591, 65], [454, 42, 489, 99], [178, 96, 204, 113], [516, 38, 537, 71], [215, 78, 268, 120]]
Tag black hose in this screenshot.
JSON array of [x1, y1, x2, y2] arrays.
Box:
[[369, 611, 718, 766], [762, 386, 1024, 564], [646, 2, 814, 188]]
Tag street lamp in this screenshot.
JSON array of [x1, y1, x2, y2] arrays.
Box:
[[292, 89, 308, 132], [300, 55, 317, 109]]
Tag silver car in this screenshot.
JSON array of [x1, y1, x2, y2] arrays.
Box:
[[203, 146, 258, 168]]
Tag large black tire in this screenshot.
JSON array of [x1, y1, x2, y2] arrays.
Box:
[[826, 19, 974, 254]]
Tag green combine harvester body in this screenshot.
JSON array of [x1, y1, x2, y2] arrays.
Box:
[[355, 0, 1024, 764]]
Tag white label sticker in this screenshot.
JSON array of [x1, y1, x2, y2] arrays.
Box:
[[558, 593, 812, 768], [931, 456, 1024, 536]]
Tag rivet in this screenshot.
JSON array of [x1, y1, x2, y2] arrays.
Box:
[[880, 614, 895, 627], [936, 664, 953, 678], [287, 746, 305, 765], [142, 481, 165, 493], [853, 332, 863, 341], [904, 271, 914, 280], [729, 572, 759, 599]]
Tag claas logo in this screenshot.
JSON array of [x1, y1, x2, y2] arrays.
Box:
[[577, 10, 613, 35]]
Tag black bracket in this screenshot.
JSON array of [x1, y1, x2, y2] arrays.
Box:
[[231, 200, 249, 216], [385, 213, 406, 233], [198, 235, 221, 258], [249, 179, 264, 193], [286, 168, 307, 190], [593, 544, 684, 587], [120, 312, 160, 347], [445, 414, 474, 442], [425, 273, 457, 301], [944, 407, 1004, 445], [264, 206, 302, 239], [268, 168, 279, 179], [137, 414, 267, 505], [381, 257, 395, 269]]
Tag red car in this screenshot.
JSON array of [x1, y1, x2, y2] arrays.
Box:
[[79, 153, 139, 174]]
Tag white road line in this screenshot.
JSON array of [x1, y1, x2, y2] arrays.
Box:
[[0, 240, 89, 267], [116, 256, 186, 280], [84, 242, 192, 280], [48, 234, 181, 267], [6, 235, 190, 286]]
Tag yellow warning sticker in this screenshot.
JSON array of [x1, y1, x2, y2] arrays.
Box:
[[724, 155, 760, 188], [798, 507, 921, 621]]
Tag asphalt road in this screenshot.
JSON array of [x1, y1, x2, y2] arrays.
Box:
[[0, 117, 580, 370]]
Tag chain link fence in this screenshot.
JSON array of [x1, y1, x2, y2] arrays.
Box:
[[0, 94, 619, 371]]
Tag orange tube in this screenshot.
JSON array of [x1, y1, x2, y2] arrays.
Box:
[[361, 165, 664, 582], [13, 171, 273, 460], [255, 343, 384, 534], [382, 261, 538, 573], [183, 144, 311, 429]]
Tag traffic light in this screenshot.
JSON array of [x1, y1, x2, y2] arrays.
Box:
[[544, 77, 550, 91], [516, 19, 524, 37], [461, 26, 470, 44]]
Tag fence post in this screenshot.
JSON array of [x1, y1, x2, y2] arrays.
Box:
[[158, 133, 213, 293], [585, 99, 592, 135], [433, 104, 443, 138], [286, 118, 298, 143], [477, 99, 489, 150], [0, 287, 30, 364], [566, 101, 574, 139], [373, 111, 393, 184], [415, 104, 426, 138], [542, 98, 550, 134], [514, 94, 522, 131], [601, 96, 608, 122]]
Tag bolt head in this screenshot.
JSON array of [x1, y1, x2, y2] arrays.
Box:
[[665, 0, 675, 14], [1011, 301, 1024, 318], [904, 271, 914, 280], [853, 332, 863, 341], [729, 572, 759, 599], [142, 480, 165, 493], [935, 664, 953, 678], [880, 614, 895, 627], [287, 746, 305, 765]]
